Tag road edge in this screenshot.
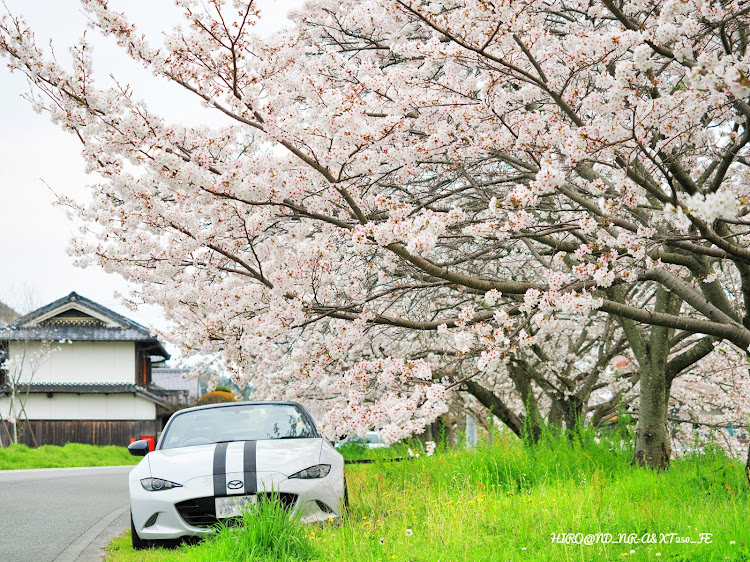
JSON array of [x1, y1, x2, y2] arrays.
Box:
[[53, 504, 129, 562]]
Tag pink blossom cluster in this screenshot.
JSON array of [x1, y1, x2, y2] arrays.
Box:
[[2, 0, 750, 449]]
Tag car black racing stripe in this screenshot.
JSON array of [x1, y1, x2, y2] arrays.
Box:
[[243, 440, 257, 495], [213, 442, 229, 498]]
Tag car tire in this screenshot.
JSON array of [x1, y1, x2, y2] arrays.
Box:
[[130, 512, 149, 550], [343, 480, 350, 515]]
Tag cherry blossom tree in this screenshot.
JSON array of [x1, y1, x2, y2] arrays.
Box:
[[3, 0, 750, 469], [670, 341, 750, 459]]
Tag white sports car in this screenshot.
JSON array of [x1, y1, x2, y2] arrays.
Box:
[[127, 401, 346, 549]]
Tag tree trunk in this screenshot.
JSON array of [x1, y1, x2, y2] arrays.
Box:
[[415, 418, 440, 445], [463, 379, 543, 443], [632, 288, 678, 471], [464, 379, 524, 438], [632, 365, 671, 470], [507, 362, 544, 443], [548, 400, 563, 430], [561, 397, 583, 433]]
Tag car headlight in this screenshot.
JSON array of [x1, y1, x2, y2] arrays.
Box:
[[289, 464, 331, 479], [141, 477, 183, 491]]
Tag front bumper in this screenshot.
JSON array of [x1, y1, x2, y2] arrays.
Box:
[[130, 471, 343, 541]]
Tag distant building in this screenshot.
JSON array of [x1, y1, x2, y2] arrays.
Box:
[[0, 292, 180, 447], [151, 367, 200, 408]]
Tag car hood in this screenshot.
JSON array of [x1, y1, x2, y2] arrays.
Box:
[[147, 438, 323, 479]]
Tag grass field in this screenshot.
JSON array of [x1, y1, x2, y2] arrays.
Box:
[[0, 443, 139, 469], [104, 433, 750, 561]]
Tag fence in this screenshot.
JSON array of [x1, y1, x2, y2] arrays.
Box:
[[0, 419, 158, 447]]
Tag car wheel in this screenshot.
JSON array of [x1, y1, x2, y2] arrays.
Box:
[[130, 512, 150, 550], [343, 480, 350, 515]]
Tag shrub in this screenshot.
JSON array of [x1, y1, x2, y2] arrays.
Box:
[[195, 390, 236, 406]]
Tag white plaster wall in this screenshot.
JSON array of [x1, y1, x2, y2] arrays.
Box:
[[0, 393, 156, 420], [8, 341, 136, 384]]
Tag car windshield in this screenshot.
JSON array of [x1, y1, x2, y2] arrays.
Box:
[[160, 404, 316, 450]]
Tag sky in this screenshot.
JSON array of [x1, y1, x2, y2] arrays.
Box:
[[0, 1, 301, 341]]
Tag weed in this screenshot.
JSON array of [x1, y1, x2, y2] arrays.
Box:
[[105, 435, 750, 561], [194, 499, 317, 561]]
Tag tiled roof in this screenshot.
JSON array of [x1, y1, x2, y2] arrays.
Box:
[[0, 292, 169, 359], [11, 292, 148, 330], [0, 325, 159, 342], [0, 382, 172, 407]]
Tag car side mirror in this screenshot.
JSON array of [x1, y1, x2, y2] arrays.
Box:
[[128, 439, 150, 457]]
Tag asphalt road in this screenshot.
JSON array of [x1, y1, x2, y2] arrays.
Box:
[[0, 465, 133, 562]]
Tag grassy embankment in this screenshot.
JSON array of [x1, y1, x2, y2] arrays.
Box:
[[0, 443, 139, 469], [105, 433, 750, 561]]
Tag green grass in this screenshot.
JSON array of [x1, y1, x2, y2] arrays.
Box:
[[105, 434, 750, 561], [0, 443, 139, 469], [195, 500, 317, 562]]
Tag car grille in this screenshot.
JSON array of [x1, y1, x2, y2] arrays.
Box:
[[176, 493, 298, 528]]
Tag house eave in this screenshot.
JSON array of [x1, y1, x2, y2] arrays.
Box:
[[0, 383, 172, 409]]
